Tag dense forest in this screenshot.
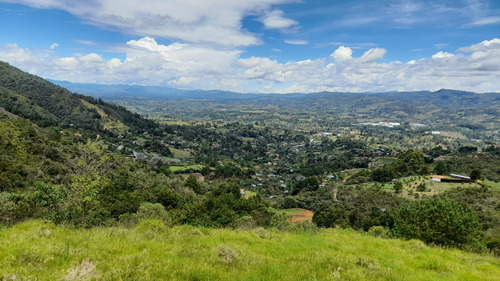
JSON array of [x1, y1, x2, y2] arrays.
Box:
[[1, 61, 500, 257]]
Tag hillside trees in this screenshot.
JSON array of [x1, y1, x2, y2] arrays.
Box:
[[392, 199, 482, 249]]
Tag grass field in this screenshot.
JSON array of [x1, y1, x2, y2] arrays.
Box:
[[169, 147, 192, 158], [372, 177, 483, 200], [1, 220, 499, 280], [80, 99, 129, 134], [169, 164, 204, 173], [244, 190, 257, 199]]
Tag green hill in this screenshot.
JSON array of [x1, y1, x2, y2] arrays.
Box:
[[0, 61, 156, 132], [1, 220, 499, 281]]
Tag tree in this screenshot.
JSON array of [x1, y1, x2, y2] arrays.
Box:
[[433, 161, 449, 175], [392, 199, 482, 249], [71, 172, 103, 225], [396, 149, 426, 175], [416, 182, 426, 192], [470, 169, 482, 181], [185, 174, 202, 194], [312, 207, 347, 228], [393, 181, 403, 193], [371, 168, 394, 183], [292, 177, 319, 195]]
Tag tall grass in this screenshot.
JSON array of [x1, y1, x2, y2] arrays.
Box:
[[1, 220, 499, 280]]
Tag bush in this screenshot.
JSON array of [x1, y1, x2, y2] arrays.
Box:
[[368, 226, 388, 238], [392, 199, 483, 250], [312, 207, 347, 228], [416, 182, 426, 192], [393, 181, 403, 193], [123, 202, 172, 227]]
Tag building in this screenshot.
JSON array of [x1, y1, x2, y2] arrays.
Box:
[[430, 175, 445, 182], [450, 174, 471, 180]]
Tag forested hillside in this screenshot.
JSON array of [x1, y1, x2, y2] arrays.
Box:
[[0, 62, 156, 132]]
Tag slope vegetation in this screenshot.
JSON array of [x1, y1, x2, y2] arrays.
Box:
[[0, 61, 156, 132], [1, 220, 499, 281]]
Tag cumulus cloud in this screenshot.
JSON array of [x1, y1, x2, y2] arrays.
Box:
[[330, 46, 353, 62], [457, 38, 500, 52], [261, 9, 298, 29], [432, 51, 454, 59], [1, 38, 500, 93], [50, 43, 59, 50], [358, 48, 387, 63], [330, 46, 386, 64], [8, 0, 296, 47], [79, 53, 104, 63]]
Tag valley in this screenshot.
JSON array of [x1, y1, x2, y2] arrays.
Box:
[[1, 62, 500, 280]]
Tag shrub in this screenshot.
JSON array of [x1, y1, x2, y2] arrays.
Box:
[[368, 226, 388, 238], [124, 202, 171, 227], [416, 182, 426, 192], [392, 199, 483, 250], [312, 207, 347, 228], [393, 181, 403, 193]]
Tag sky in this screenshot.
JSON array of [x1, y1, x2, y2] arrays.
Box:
[[0, 0, 499, 93]]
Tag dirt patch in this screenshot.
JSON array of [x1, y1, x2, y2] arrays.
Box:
[[287, 209, 314, 223]]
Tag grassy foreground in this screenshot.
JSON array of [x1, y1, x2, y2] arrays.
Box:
[[1, 221, 499, 280]]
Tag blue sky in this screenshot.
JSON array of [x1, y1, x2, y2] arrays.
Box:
[[1, 0, 499, 93]]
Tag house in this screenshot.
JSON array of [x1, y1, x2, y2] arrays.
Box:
[[430, 175, 445, 182], [431, 174, 473, 183], [240, 189, 246, 195], [450, 173, 471, 180]]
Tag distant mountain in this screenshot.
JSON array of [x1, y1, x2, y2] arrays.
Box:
[[50, 80, 265, 101], [51, 80, 500, 111], [0, 62, 157, 132]]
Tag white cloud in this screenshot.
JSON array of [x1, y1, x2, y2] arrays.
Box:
[[74, 40, 97, 46], [9, 0, 296, 47], [330, 46, 353, 62], [432, 51, 454, 59], [466, 16, 500, 27], [457, 38, 500, 52], [1, 38, 500, 93], [284, 39, 308, 45], [79, 53, 104, 63], [261, 9, 298, 29], [358, 48, 387, 63], [50, 43, 58, 50]]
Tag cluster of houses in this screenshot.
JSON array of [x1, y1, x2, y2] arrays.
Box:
[[355, 122, 401, 128]]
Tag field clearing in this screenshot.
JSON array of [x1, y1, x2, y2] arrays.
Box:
[[80, 99, 107, 118], [170, 164, 204, 173], [376, 178, 482, 199], [244, 190, 257, 199], [103, 120, 129, 134], [169, 147, 191, 158], [1, 220, 499, 281], [372, 157, 397, 165], [286, 209, 314, 223]]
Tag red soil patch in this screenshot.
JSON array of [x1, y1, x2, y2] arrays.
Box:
[[287, 209, 314, 223]]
